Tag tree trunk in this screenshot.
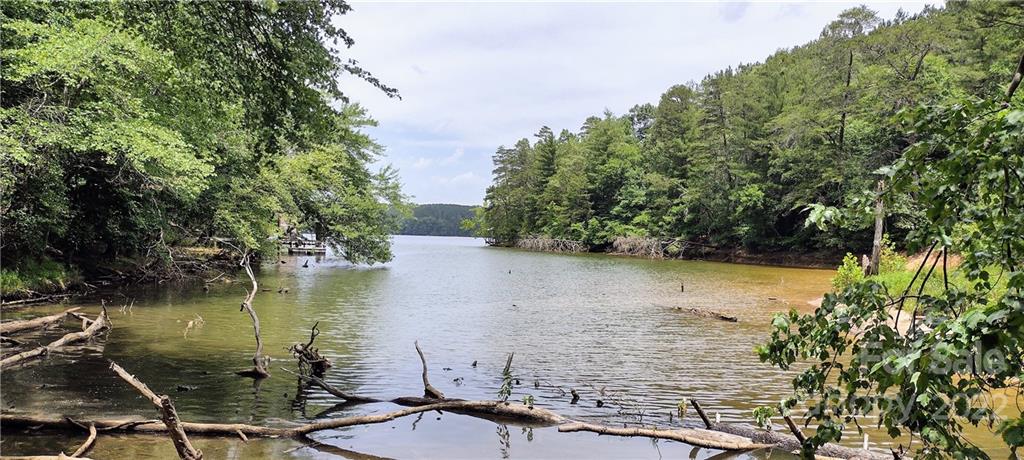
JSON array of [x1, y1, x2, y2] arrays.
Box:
[[867, 180, 885, 276], [0, 308, 81, 335], [838, 49, 854, 152]]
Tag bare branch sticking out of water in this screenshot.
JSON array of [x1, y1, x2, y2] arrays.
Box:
[[236, 253, 269, 379]]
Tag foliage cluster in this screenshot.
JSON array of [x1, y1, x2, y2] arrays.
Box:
[[832, 253, 865, 291], [0, 258, 81, 298], [471, 3, 1019, 260], [400, 204, 477, 237], [759, 56, 1024, 460], [0, 0, 407, 275]]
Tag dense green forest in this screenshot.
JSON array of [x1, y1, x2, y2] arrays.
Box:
[[400, 204, 476, 237], [470, 2, 1021, 257], [0, 0, 406, 287]]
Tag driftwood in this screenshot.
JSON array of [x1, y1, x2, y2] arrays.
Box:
[[415, 340, 445, 399], [0, 293, 78, 309], [0, 309, 110, 370], [1, 318, 886, 460], [558, 422, 770, 451], [1, 452, 93, 456], [708, 421, 888, 460], [1, 335, 26, 346], [6, 422, 97, 460], [611, 236, 664, 259], [673, 307, 738, 322], [0, 400, 563, 438], [282, 337, 885, 459], [289, 321, 331, 376], [109, 361, 203, 459], [70, 423, 97, 458], [282, 367, 565, 425], [0, 307, 82, 335], [236, 254, 269, 378], [515, 236, 587, 253]]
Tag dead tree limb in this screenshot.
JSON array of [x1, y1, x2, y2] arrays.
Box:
[[414, 340, 444, 399], [690, 399, 712, 428], [280, 367, 380, 403], [2, 455, 94, 460], [1, 335, 25, 346], [289, 321, 331, 377], [1007, 49, 1024, 102], [674, 307, 738, 322], [109, 361, 203, 460], [70, 423, 97, 457], [783, 415, 807, 444], [0, 293, 77, 309], [0, 309, 110, 370], [708, 422, 887, 460], [558, 422, 769, 451], [0, 307, 82, 335], [1, 400, 565, 438], [236, 254, 269, 378]]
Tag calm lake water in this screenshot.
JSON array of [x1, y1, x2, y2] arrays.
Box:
[[0, 236, 1013, 458]]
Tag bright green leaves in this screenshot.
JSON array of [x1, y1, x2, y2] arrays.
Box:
[[86, 119, 212, 200], [760, 95, 1024, 457], [275, 108, 408, 264], [1, 1, 401, 268]]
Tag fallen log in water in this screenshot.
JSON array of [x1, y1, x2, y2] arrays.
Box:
[[0, 293, 79, 309], [110, 361, 203, 459], [1, 422, 97, 460], [281, 334, 887, 459], [558, 422, 770, 451], [673, 307, 738, 322], [707, 422, 888, 460], [1, 317, 888, 460], [515, 236, 587, 253], [0, 400, 563, 438], [0, 307, 82, 335], [0, 309, 110, 370], [70, 423, 97, 458], [281, 368, 566, 425]]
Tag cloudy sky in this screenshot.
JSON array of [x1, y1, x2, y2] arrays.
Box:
[[335, 1, 931, 205]]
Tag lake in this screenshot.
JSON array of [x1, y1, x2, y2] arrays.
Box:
[[0, 236, 1011, 458]]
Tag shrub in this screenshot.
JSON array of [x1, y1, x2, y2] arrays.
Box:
[[831, 252, 864, 291], [878, 235, 907, 274]]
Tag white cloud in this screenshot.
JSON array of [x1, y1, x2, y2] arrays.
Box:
[[440, 147, 464, 165], [412, 157, 434, 169], [340, 1, 930, 205], [432, 171, 487, 187]]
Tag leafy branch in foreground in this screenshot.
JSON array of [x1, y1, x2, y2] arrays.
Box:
[[758, 61, 1024, 457]]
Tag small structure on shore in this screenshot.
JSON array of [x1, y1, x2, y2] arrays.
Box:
[[280, 235, 326, 255]]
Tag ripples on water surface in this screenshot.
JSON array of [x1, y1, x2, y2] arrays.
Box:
[[1, 236, 1013, 458]]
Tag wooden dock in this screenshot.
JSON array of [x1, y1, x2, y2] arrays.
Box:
[[280, 237, 326, 255]]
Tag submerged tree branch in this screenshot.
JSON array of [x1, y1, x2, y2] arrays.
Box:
[[236, 254, 269, 378], [0, 309, 110, 370]]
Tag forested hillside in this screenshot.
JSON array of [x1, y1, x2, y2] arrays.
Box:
[[0, 1, 407, 288], [400, 204, 476, 237], [470, 2, 1022, 257]]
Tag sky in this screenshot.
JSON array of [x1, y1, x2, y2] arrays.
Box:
[[334, 1, 932, 206]]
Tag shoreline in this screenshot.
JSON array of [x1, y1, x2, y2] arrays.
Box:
[[494, 242, 842, 270]]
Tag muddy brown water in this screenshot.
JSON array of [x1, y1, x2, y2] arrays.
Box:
[[0, 236, 1014, 458]]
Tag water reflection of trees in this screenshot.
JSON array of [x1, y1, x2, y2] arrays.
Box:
[[3, 264, 391, 428]]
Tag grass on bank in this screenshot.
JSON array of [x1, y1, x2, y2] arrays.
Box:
[[0, 258, 82, 299], [831, 237, 1007, 301]]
